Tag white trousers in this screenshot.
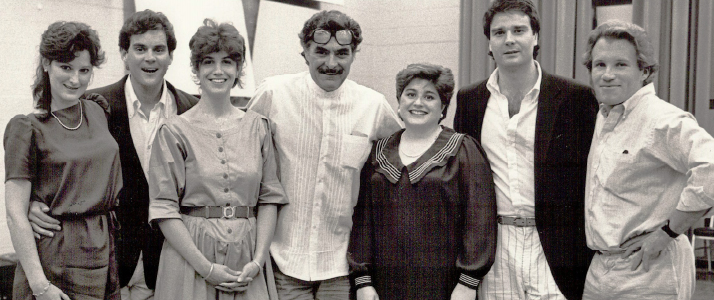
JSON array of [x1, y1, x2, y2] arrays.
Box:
[[121, 253, 155, 300], [480, 224, 565, 300], [582, 235, 695, 300]]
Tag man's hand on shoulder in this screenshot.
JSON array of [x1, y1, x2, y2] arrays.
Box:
[[28, 201, 60, 239]]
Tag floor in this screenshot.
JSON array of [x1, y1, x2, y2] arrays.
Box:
[[694, 269, 714, 300]]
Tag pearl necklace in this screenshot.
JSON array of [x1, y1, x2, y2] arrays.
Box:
[[50, 101, 83, 130], [399, 128, 442, 158]]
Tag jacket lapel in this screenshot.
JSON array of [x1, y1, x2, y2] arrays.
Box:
[[534, 73, 565, 164], [166, 81, 196, 114], [473, 82, 490, 143]]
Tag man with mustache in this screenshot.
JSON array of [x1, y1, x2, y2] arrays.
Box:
[[247, 10, 401, 300], [27, 10, 198, 300], [454, 0, 598, 299]]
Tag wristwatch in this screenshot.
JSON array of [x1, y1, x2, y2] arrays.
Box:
[[661, 220, 680, 238]]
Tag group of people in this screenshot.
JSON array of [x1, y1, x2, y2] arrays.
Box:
[[3, 1, 714, 300]]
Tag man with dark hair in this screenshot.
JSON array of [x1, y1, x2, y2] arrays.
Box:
[[247, 10, 401, 300], [28, 9, 198, 300], [454, 0, 597, 299]]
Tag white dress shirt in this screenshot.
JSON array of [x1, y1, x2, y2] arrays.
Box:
[[247, 72, 402, 281], [481, 62, 543, 217], [125, 76, 176, 178]]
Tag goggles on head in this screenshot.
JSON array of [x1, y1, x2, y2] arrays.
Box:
[[310, 29, 353, 46]]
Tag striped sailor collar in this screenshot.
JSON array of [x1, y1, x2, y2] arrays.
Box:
[[374, 126, 465, 184]]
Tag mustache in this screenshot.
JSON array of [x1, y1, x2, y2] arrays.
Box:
[[318, 66, 344, 75]]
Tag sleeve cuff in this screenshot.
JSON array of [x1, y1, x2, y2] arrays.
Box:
[[458, 273, 481, 290], [353, 275, 373, 290]]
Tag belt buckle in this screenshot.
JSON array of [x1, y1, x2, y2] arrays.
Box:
[[222, 206, 236, 219], [514, 217, 530, 227]]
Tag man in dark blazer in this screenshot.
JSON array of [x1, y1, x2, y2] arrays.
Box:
[[28, 10, 198, 299], [453, 1, 597, 299]]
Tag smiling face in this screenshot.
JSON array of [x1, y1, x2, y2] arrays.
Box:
[[489, 11, 538, 70], [44, 50, 92, 108], [590, 37, 648, 106], [197, 51, 239, 97], [122, 30, 173, 91], [398, 78, 444, 130], [303, 37, 355, 92]]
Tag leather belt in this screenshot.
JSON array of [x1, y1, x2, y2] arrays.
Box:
[[596, 249, 627, 256], [180, 205, 254, 219], [497, 216, 536, 227]]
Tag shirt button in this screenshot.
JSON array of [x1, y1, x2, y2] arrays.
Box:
[[223, 174, 228, 179], [221, 160, 226, 164], [216, 133, 222, 138], [227, 228, 232, 233], [224, 188, 229, 193], [218, 147, 224, 152]]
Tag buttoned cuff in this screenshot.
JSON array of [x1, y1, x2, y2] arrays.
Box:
[[353, 275, 372, 290], [458, 273, 481, 290]]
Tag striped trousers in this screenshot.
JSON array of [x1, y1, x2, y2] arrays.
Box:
[[479, 224, 565, 300]]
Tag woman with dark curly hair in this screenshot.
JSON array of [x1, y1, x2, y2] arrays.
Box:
[[4, 21, 121, 300], [147, 19, 286, 300], [348, 63, 497, 300]]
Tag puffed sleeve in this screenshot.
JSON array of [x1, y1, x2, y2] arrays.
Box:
[[456, 135, 497, 289], [4, 115, 36, 182], [257, 117, 287, 205], [246, 79, 277, 132], [148, 122, 187, 222], [347, 144, 377, 290]]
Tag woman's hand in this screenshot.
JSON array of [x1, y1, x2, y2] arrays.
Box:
[[34, 283, 70, 300], [217, 261, 260, 292], [450, 283, 476, 300], [356, 286, 380, 300], [204, 263, 240, 287]]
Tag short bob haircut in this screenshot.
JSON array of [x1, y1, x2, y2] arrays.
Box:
[[189, 19, 246, 88], [483, 0, 540, 59], [298, 10, 363, 52], [395, 63, 455, 122], [32, 21, 105, 117], [119, 9, 177, 54], [582, 20, 659, 85]]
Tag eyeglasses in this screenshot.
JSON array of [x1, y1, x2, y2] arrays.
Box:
[[310, 29, 353, 46]]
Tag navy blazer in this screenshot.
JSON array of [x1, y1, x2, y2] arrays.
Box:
[[87, 75, 198, 289], [454, 72, 598, 300]]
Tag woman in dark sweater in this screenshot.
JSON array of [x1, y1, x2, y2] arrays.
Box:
[[349, 63, 497, 300]]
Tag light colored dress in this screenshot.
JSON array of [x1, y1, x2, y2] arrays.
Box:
[[148, 109, 287, 300]]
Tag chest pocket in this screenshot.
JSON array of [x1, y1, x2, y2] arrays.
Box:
[[596, 147, 664, 201], [340, 134, 371, 169]]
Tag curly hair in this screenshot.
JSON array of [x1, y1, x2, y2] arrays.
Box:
[[189, 19, 246, 88], [298, 10, 362, 52], [119, 9, 177, 54], [395, 63, 455, 122], [32, 21, 105, 116], [483, 0, 541, 59], [582, 20, 659, 85]]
